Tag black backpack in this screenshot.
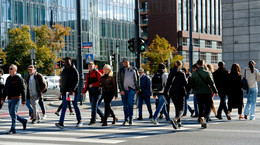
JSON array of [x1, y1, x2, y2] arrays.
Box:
[[152, 71, 164, 91]]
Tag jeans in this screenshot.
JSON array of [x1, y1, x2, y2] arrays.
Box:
[[244, 88, 258, 120], [217, 90, 228, 117], [89, 94, 104, 122], [8, 98, 27, 132], [196, 93, 212, 119], [121, 89, 136, 121], [153, 94, 170, 120], [26, 99, 33, 116], [183, 93, 193, 116], [138, 96, 152, 117], [59, 95, 82, 123], [193, 94, 199, 116]]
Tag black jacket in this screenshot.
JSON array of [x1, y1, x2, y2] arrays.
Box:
[[59, 65, 79, 96], [164, 67, 187, 97], [2, 74, 26, 104], [213, 67, 229, 92], [118, 66, 140, 91]]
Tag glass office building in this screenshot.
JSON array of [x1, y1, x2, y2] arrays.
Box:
[[0, 0, 135, 63]]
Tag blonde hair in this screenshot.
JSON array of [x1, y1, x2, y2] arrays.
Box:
[[10, 64, 18, 71], [103, 64, 113, 76], [207, 64, 214, 73]]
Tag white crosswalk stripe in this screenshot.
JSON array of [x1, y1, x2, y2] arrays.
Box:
[[0, 114, 224, 144]]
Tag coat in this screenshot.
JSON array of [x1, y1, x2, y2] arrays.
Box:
[[227, 73, 243, 108], [100, 74, 118, 98], [25, 72, 47, 99], [139, 74, 151, 97], [213, 67, 229, 92], [60, 65, 79, 96], [118, 66, 140, 91]]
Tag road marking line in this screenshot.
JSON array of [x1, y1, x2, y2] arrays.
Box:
[[0, 141, 66, 145]]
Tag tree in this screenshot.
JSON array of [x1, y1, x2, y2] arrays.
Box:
[[5, 25, 35, 74], [142, 35, 184, 74], [0, 49, 7, 65], [32, 24, 71, 75]]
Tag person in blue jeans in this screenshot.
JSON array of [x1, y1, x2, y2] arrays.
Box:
[[82, 61, 104, 125], [151, 63, 170, 124], [137, 68, 152, 120], [1, 64, 27, 134], [243, 60, 260, 120], [118, 58, 140, 125], [55, 57, 82, 129]]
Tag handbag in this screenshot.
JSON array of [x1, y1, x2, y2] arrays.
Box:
[[241, 69, 249, 91]]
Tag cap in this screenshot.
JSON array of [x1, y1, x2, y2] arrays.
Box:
[[28, 65, 35, 69], [138, 68, 144, 72], [123, 57, 129, 62]]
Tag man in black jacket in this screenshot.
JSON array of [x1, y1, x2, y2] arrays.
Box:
[[213, 61, 230, 120], [118, 58, 140, 125], [55, 57, 82, 129], [1, 64, 27, 134], [164, 60, 187, 129]]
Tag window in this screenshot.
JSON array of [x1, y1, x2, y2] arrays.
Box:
[[200, 52, 206, 60], [205, 40, 211, 48], [211, 53, 218, 64], [193, 39, 200, 47], [186, 52, 189, 63]]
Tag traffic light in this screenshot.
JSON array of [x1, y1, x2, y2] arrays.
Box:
[[128, 38, 135, 53], [138, 38, 146, 52], [112, 53, 116, 61]]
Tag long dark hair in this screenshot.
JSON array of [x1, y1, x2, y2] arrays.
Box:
[[230, 63, 241, 76], [248, 60, 256, 73]]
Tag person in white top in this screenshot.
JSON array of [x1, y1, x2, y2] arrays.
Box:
[[244, 60, 260, 120]]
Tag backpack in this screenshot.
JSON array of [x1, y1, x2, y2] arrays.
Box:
[[152, 71, 164, 91]]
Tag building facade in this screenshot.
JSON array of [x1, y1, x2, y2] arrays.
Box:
[[148, 0, 222, 68], [0, 0, 136, 66], [222, 0, 260, 70]]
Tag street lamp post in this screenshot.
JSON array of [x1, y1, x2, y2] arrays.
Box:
[[189, 0, 193, 73], [135, 0, 141, 69]]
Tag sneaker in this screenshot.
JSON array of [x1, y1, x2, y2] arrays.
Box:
[[55, 112, 60, 116], [55, 123, 64, 129], [23, 120, 27, 130], [76, 121, 83, 127], [129, 119, 133, 125], [170, 119, 178, 130], [137, 116, 143, 120], [244, 115, 248, 120], [88, 122, 95, 125], [200, 118, 207, 129], [70, 112, 75, 115], [215, 115, 223, 120], [122, 121, 128, 126], [6, 130, 16, 134], [150, 118, 159, 125], [41, 114, 47, 120]]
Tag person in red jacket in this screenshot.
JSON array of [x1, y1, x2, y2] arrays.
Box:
[[82, 62, 104, 125]]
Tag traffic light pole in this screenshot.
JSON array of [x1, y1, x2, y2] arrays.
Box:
[[135, 0, 141, 69], [76, 0, 84, 105], [189, 0, 193, 73]]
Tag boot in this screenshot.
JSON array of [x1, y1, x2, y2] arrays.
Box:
[[112, 117, 118, 124]]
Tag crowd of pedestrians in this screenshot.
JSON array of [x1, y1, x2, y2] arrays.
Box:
[[0, 57, 259, 134]]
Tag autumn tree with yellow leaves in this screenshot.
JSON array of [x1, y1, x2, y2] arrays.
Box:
[[142, 35, 183, 74]]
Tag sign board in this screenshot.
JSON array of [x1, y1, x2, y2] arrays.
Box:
[[82, 42, 93, 48], [85, 54, 94, 63]]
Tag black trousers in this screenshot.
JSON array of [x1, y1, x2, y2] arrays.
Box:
[[171, 96, 185, 123], [196, 93, 212, 118], [103, 92, 116, 122], [217, 90, 228, 116]]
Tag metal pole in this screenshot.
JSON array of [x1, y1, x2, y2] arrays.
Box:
[[76, 0, 83, 105], [135, 0, 141, 69], [189, 0, 193, 73]]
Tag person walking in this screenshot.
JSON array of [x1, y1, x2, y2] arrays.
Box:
[[25, 65, 47, 124], [55, 101, 74, 116], [191, 64, 199, 117], [137, 68, 153, 120], [227, 63, 244, 120], [213, 61, 230, 120], [118, 58, 140, 125], [82, 61, 104, 125], [181, 68, 194, 117], [243, 60, 260, 120], [0, 68, 5, 109], [151, 63, 170, 125], [206, 64, 217, 121], [1, 64, 27, 134], [100, 64, 118, 126], [164, 61, 187, 129], [191, 59, 218, 129], [55, 57, 82, 129]]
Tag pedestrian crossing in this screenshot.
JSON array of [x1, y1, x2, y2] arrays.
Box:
[[0, 114, 210, 144]]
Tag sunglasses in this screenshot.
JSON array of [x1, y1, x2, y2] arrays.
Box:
[[9, 68, 13, 70]]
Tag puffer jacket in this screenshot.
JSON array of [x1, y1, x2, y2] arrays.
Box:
[[243, 67, 260, 89], [191, 67, 218, 95], [59, 65, 79, 96], [164, 67, 187, 97]]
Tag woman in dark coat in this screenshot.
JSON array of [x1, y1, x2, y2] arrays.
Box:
[[227, 63, 244, 120]]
